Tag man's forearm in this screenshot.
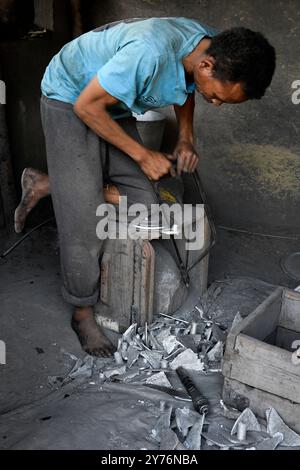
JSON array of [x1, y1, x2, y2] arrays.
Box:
[[174, 92, 195, 143], [74, 103, 147, 163]]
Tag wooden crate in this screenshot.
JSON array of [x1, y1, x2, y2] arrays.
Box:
[[222, 287, 300, 432]]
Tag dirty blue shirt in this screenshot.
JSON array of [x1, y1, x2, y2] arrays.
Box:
[[41, 17, 216, 119]]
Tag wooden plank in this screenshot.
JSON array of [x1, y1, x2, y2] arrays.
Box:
[[225, 334, 300, 403], [224, 287, 283, 356], [96, 238, 135, 333], [223, 377, 300, 434], [279, 289, 300, 333]]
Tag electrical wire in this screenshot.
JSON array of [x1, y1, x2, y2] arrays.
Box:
[[218, 225, 300, 241], [0, 217, 54, 259]]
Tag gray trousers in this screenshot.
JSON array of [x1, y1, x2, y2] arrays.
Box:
[[40, 95, 158, 307]]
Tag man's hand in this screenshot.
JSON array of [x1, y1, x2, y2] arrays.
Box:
[[138, 150, 176, 181], [173, 140, 200, 176]]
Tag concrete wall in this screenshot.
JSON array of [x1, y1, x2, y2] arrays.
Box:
[[2, 0, 300, 234]]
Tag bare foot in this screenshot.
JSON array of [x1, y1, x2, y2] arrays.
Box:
[[71, 306, 114, 357], [14, 168, 50, 233]]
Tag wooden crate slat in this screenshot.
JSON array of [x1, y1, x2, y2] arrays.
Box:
[[227, 334, 300, 403], [223, 377, 300, 434], [279, 290, 300, 333]]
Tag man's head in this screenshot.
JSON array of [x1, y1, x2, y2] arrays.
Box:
[[192, 27, 276, 106]]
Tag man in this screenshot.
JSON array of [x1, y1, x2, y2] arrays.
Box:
[[15, 17, 275, 357]]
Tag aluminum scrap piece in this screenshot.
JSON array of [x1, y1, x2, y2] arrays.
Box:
[[175, 407, 199, 437], [170, 348, 205, 371], [150, 321, 167, 331], [184, 413, 205, 450], [122, 323, 137, 344], [177, 335, 198, 353], [203, 426, 259, 449], [148, 332, 162, 350], [103, 365, 126, 379], [157, 312, 189, 324], [112, 368, 140, 382], [151, 406, 173, 442], [204, 327, 212, 341], [140, 350, 163, 369], [183, 325, 191, 335], [160, 359, 168, 369], [219, 400, 240, 420], [202, 430, 237, 449], [194, 305, 204, 316], [160, 401, 166, 412], [68, 355, 94, 379], [117, 337, 123, 351], [145, 322, 148, 346], [162, 335, 182, 355], [237, 422, 247, 442], [126, 345, 140, 368], [190, 322, 198, 335], [159, 429, 179, 450], [114, 351, 124, 365], [156, 327, 172, 345], [165, 347, 185, 361], [145, 371, 172, 388], [120, 341, 128, 360], [266, 407, 300, 447], [231, 408, 261, 435], [212, 324, 227, 343], [254, 432, 284, 450], [207, 341, 224, 362]]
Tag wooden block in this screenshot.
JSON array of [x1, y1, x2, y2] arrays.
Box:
[[223, 377, 300, 434], [224, 333, 300, 403], [223, 287, 300, 424]]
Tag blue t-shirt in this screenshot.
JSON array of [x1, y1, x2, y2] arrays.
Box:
[[41, 17, 216, 119]]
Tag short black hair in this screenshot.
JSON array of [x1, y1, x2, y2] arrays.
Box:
[[205, 27, 276, 100]]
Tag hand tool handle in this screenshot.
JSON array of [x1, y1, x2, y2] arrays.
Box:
[[176, 366, 209, 414]]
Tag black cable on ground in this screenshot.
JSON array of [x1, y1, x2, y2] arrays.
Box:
[[218, 225, 300, 241], [0, 217, 54, 259]]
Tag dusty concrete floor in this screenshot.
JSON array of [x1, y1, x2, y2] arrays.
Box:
[[0, 224, 297, 416]]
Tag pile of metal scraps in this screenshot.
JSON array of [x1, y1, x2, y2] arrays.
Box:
[[104, 307, 226, 383], [150, 405, 300, 451], [47, 299, 300, 451]]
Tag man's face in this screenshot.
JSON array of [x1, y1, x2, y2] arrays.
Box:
[[193, 56, 247, 106]]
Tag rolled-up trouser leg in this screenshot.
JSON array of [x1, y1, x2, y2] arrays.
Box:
[[40, 96, 104, 306]]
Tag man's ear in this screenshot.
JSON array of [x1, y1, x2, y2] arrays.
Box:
[[198, 55, 215, 74]]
